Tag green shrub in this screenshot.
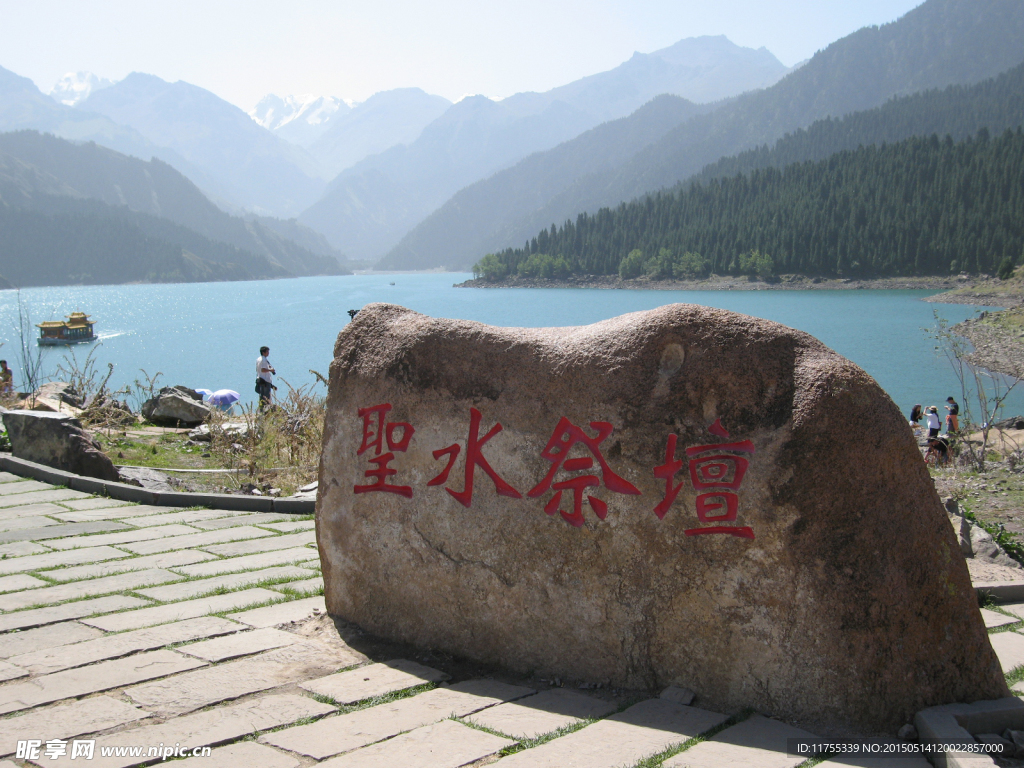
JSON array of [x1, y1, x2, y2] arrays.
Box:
[[472, 254, 509, 281], [619, 249, 646, 279], [998, 257, 1016, 280]]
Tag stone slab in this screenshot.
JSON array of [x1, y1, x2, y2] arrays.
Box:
[[300, 659, 449, 704], [0, 480, 60, 496], [32, 694, 334, 768], [0, 545, 129, 576], [0, 541, 50, 558], [261, 679, 535, 759], [45, 550, 218, 582], [60, 503, 182, 518], [0, 519, 129, 543], [318, 718, 514, 768], [0, 516, 61, 533], [467, 688, 617, 738], [0, 503, 69, 521], [176, 627, 302, 662], [125, 509, 249, 527], [998, 602, 1024, 620], [202, 531, 316, 557], [497, 699, 730, 768], [125, 641, 362, 715], [173, 547, 317, 578], [0, 573, 48, 592], [0, 620, 104, 658], [228, 595, 325, 627], [0, 568, 180, 612], [81, 588, 284, 632], [272, 577, 323, 595], [262, 520, 316, 533], [167, 742, 298, 768], [136, 566, 315, 602], [0, 471, 21, 483], [0, 649, 206, 714], [0, 659, 27, 681], [57, 497, 136, 511], [191, 513, 294, 530], [0, 489, 89, 508], [44, 524, 201, 550], [8, 616, 240, 675], [0, 594, 148, 632], [981, 609, 1019, 629], [0, 696, 151, 757], [989, 631, 1024, 674], [122, 526, 274, 556], [662, 713, 817, 768]]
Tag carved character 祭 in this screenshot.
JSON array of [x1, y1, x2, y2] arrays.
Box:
[[528, 417, 640, 527]]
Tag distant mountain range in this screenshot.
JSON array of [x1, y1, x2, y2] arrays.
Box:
[[77, 73, 326, 216], [50, 72, 112, 107], [0, 131, 346, 287], [382, 0, 1024, 270], [298, 36, 793, 260]]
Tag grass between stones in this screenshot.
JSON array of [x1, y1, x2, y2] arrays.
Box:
[[629, 709, 751, 768], [457, 715, 598, 756], [317, 681, 438, 715]]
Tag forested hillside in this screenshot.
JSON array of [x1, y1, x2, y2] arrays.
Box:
[[409, 0, 1024, 271], [693, 60, 1024, 185], [475, 128, 1024, 281]]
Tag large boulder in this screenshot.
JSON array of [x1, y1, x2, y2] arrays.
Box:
[[2, 410, 119, 481], [317, 303, 1006, 732], [142, 386, 211, 426]]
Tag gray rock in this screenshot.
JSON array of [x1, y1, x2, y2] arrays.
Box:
[[2, 410, 119, 481], [118, 466, 175, 492], [947, 512, 973, 557], [969, 524, 1022, 569], [898, 723, 918, 742], [142, 386, 211, 427], [975, 733, 1014, 757], [659, 686, 695, 706]]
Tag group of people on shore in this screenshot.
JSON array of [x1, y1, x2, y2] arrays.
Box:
[[909, 397, 959, 463], [909, 398, 959, 437]]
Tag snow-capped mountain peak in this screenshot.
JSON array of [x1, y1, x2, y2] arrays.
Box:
[[50, 72, 113, 106], [250, 94, 350, 146]]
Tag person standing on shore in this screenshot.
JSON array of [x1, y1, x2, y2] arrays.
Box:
[[0, 361, 12, 395], [944, 396, 960, 434], [926, 406, 941, 439], [256, 346, 276, 409]]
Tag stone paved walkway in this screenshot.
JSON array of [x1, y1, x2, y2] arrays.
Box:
[[0, 472, 958, 767]]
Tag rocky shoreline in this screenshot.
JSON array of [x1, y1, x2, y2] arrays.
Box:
[[954, 311, 1024, 379], [456, 274, 971, 291]]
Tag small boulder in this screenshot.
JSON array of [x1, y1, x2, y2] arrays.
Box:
[[2, 410, 119, 481], [142, 386, 211, 427], [897, 723, 918, 742], [969, 524, 1022, 569], [660, 686, 696, 706], [117, 466, 174, 492]]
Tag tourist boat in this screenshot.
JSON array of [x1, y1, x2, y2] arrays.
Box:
[[37, 312, 97, 346]]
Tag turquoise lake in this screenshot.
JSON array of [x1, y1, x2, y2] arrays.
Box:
[[0, 274, 1011, 418]]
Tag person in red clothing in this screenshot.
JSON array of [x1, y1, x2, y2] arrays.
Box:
[[944, 397, 959, 434]]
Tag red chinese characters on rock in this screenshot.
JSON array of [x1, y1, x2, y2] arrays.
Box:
[[353, 403, 415, 497], [654, 418, 756, 538], [527, 417, 640, 527], [427, 407, 522, 507]]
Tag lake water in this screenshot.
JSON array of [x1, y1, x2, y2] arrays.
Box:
[[0, 274, 1011, 418]]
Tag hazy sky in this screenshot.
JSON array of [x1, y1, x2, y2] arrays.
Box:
[[0, 0, 924, 111]]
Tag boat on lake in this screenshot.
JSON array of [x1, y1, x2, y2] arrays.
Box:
[[37, 312, 97, 346]]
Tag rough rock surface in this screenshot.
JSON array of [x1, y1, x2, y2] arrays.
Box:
[[317, 302, 1007, 731], [142, 386, 211, 426], [2, 410, 119, 481], [118, 466, 175, 492]]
